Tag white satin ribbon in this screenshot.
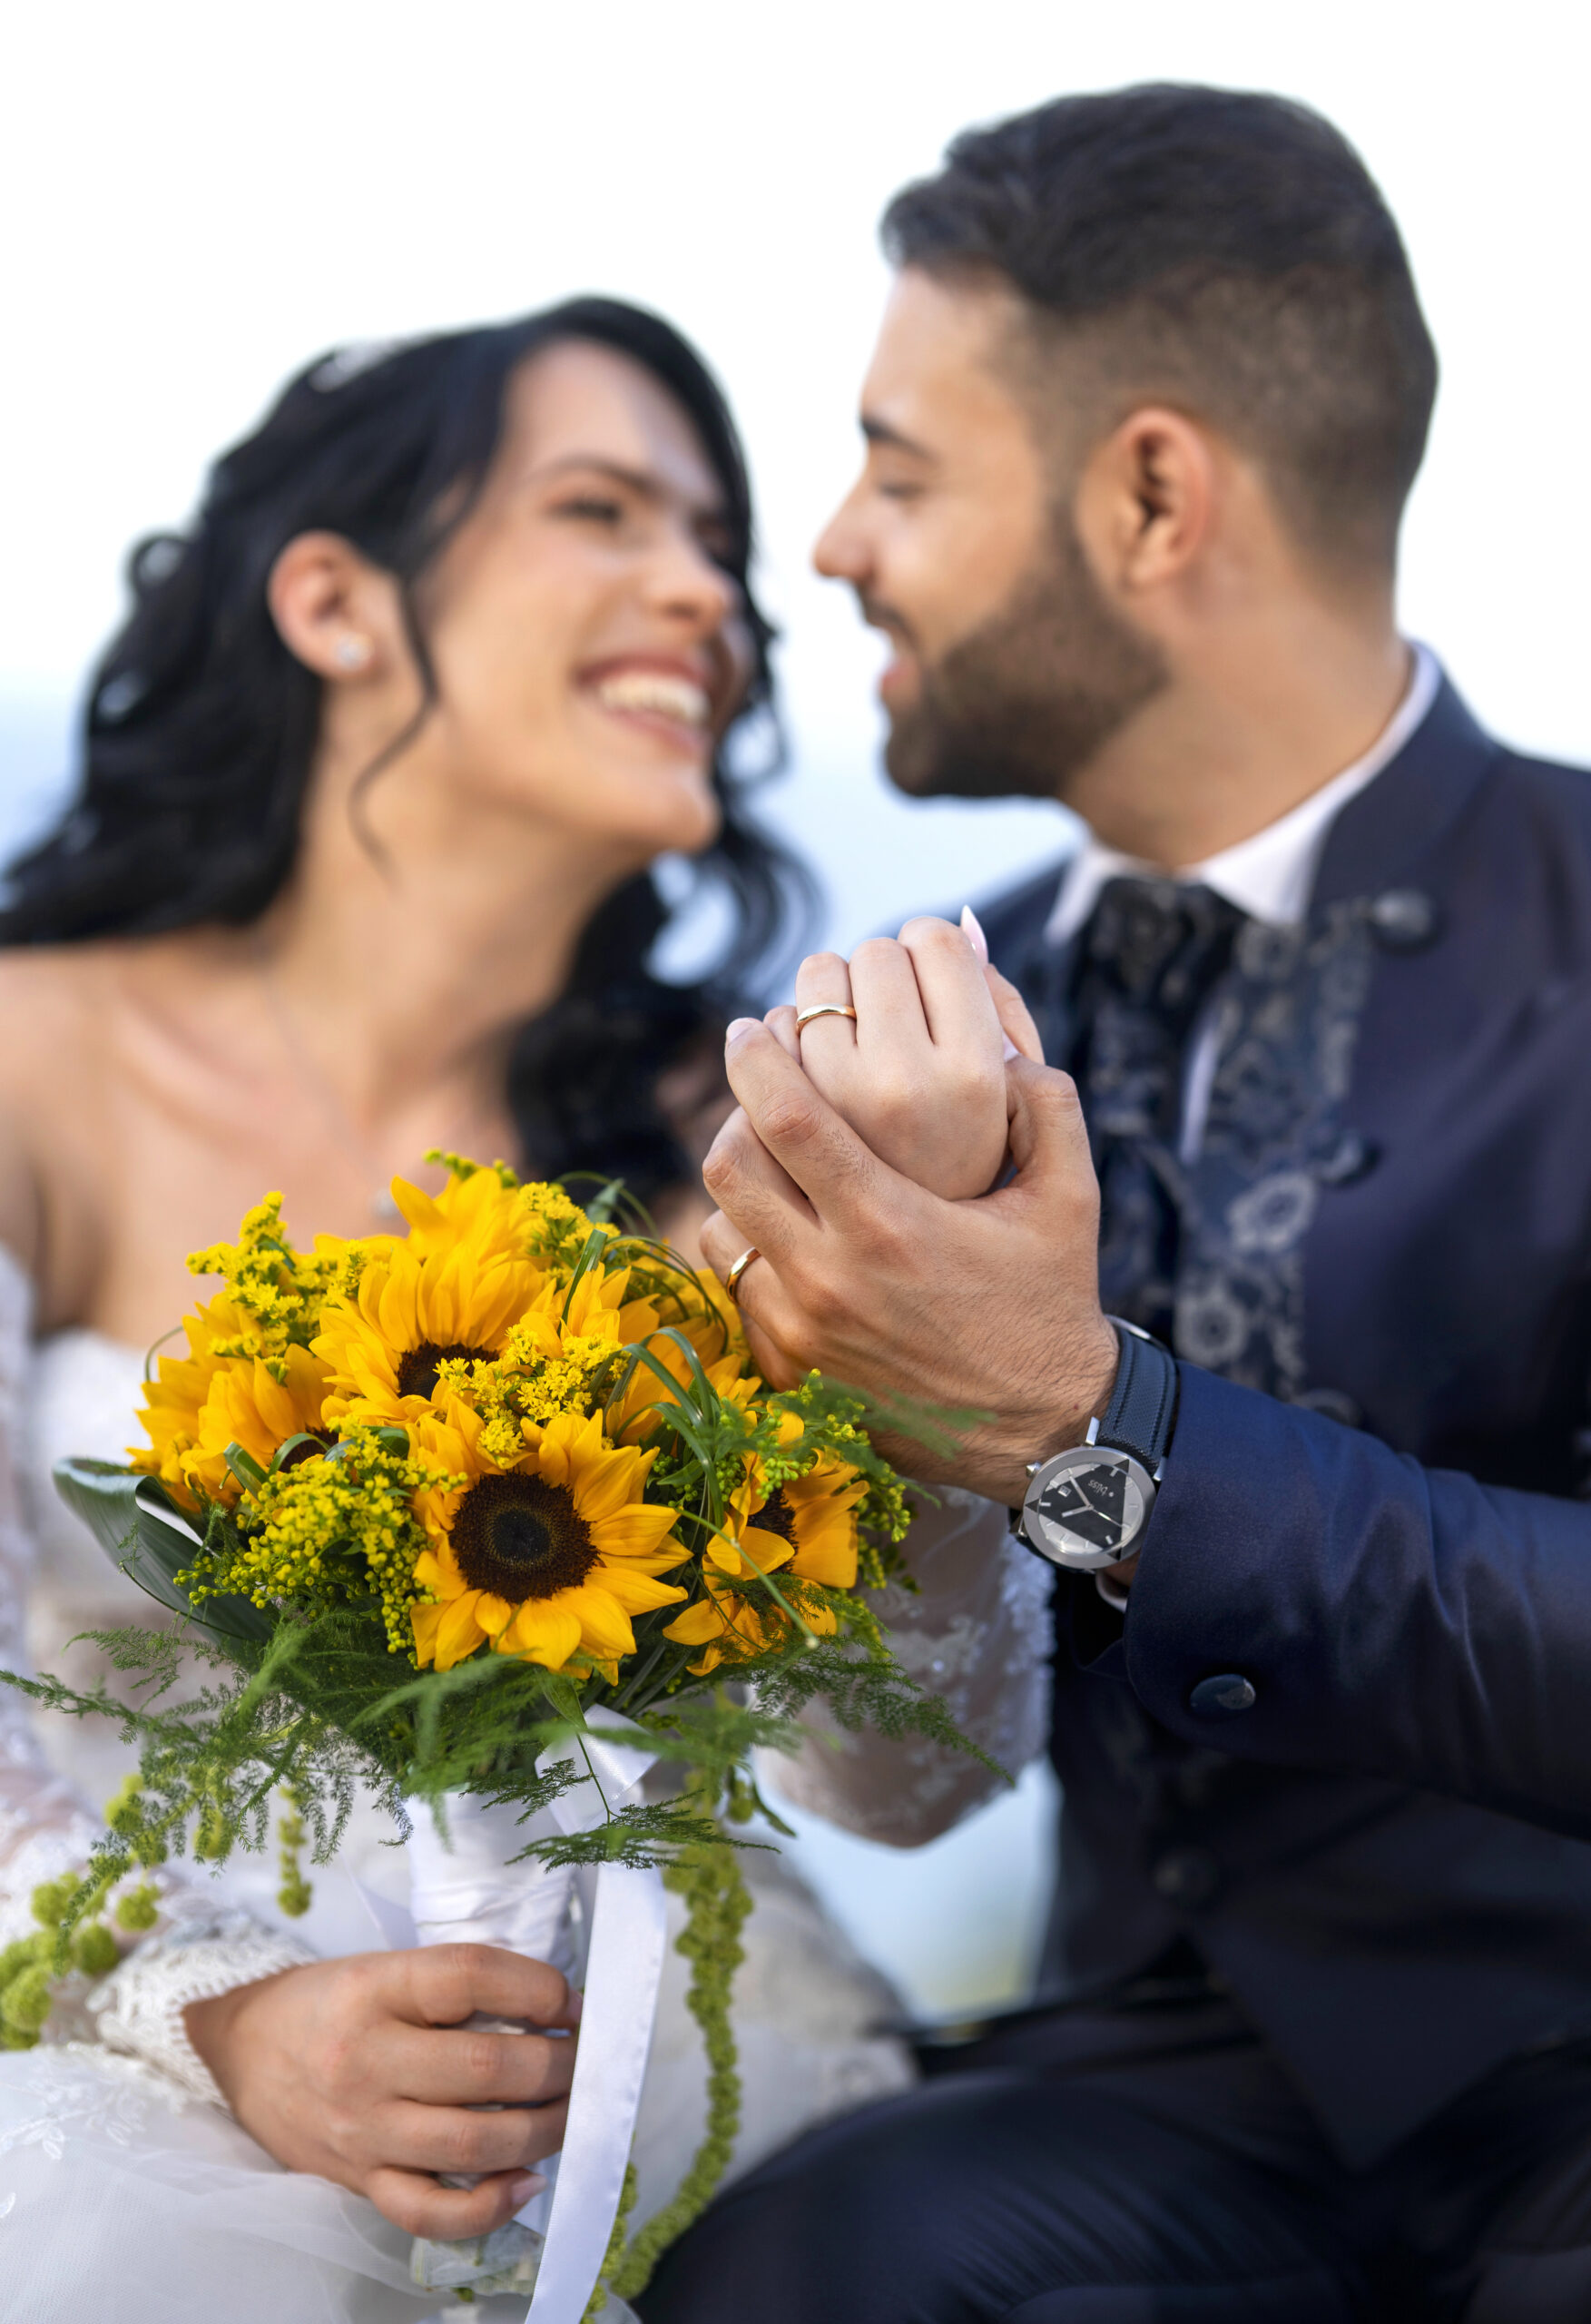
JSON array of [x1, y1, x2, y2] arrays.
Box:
[[402, 1721, 666, 2324], [527, 1723, 666, 2324]]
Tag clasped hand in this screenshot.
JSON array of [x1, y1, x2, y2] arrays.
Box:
[[699, 913, 1120, 1505]]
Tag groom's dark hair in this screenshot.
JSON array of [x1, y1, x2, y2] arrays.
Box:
[[883, 84, 1437, 577]]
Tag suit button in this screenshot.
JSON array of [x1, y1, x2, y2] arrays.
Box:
[[1295, 1386, 1364, 1428], [1369, 888, 1440, 950], [1315, 1130, 1379, 1187], [1190, 1672, 1257, 1717], [1152, 1846, 1221, 1905]]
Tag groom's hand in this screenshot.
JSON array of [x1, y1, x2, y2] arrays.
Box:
[[185, 1946, 578, 2237], [700, 1023, 1118, 1504]]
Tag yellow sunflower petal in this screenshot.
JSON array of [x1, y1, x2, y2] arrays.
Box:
[[740, 1522, 798, 1574], [411, 1600, 447, 1666], [587, 1503, 684, 1562], [663, 1599, 732, 1645], [413, 1546, 464, 1598], [435, 1590, 489, 1669], [474, 1592, 515, 1638], [553, 1585, 635, 1662], [589, 1564, 689, 1614], [498, 1598, 584, 1671]]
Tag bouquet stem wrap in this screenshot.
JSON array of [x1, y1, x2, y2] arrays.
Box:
[[407, 1721, 663, 2324]]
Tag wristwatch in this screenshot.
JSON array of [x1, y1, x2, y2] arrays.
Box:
[[1016, 1318, 1179, 1571]]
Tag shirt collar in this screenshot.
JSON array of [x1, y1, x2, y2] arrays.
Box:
[[1043, 643, 1442, 950]]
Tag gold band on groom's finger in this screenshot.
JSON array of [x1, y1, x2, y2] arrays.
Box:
[[794, 1003, 859, 1032], [724, 1246, 761, 1304]]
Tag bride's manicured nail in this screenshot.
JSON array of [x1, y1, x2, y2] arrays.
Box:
[[565, 1987, 584, 2023], [726, 1018, 760, 1041], [964, 905, 1018, 1056], [509, 2171, 547, 2206]]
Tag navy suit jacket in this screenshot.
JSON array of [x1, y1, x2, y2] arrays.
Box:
[[977, 676, 1591, 2167]]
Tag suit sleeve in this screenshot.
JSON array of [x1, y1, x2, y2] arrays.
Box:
[[1121, 1363, 1591, 1839]]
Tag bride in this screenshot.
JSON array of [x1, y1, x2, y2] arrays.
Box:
[[0, 300, 950, 2319]]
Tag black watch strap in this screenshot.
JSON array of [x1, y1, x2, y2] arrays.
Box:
[[1097, 1318, 1179, 1474]]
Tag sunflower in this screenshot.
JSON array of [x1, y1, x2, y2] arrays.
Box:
[[180, 1344, 332, 1503], [313, 1203, 548, 1428], [409, 1403, 688, 1672], [388, 1165, 549, 1266], [133, 1299, 330, 1512], [663, 1445, 866, 1675]]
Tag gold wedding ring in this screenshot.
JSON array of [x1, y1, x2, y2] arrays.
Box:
[[794, 1003, 859, 1032], [723, 1246, 761, 1304]]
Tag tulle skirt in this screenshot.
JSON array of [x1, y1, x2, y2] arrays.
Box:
[[0, 1847, 914, 2321]]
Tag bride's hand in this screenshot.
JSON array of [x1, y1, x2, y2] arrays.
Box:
[[761, 912, 1043, 1201], [184, 1945, 579, 2237]]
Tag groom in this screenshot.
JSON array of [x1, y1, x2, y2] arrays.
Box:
[[644, 85, 1591, 2320]]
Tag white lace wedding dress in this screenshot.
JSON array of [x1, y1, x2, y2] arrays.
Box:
[[0, 1246, 1052, 2319]]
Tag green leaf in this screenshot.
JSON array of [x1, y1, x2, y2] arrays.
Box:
[[223, 1441, 269, 1491], [266, 1433, 324, 1475], [51, 1462, 273, 1646]]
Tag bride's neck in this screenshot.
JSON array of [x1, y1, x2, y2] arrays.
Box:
[[193, 747, 647, 1133]]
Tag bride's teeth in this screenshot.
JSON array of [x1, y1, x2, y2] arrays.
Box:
[[594, 672, 710, 727]]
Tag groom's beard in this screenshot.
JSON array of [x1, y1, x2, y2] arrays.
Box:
[[878, 511, 1169, 803]]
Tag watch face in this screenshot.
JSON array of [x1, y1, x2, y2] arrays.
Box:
[[1021, 1447, 1151, 1567]]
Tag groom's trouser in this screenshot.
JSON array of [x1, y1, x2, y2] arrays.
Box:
[[636, 1989, 1591, 2323]]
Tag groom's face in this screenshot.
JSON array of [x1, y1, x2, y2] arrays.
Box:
[[814, 268, 1165, 802]]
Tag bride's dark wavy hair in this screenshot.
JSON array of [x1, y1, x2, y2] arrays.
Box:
[[0, 298, 812, 1200]]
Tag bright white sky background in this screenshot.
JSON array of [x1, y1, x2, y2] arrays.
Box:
[[3, 0, 1586, 2009]]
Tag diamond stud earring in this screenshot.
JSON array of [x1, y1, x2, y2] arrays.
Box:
[[334, 635, 371, 671]]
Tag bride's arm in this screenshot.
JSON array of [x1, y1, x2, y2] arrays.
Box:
[[0, 1236, 313, 2084], [764, 1486, 1052, 1844]]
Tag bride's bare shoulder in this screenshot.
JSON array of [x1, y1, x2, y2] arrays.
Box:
[[0, 946, 113, 1088], [0, 948, 115, 1271]]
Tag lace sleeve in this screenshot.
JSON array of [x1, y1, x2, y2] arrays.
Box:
[[764, 1485, 1053, 1847], [0, 1250, 310, 2103]]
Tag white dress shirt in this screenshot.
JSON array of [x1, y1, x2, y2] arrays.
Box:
[[1045, 643, 1440, 1165]]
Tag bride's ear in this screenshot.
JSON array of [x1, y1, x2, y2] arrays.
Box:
[[267, 531, 402, 684]]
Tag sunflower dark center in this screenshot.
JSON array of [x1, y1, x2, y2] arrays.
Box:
[[754, 1488, 798, 1547], [396, 1341, 496, 1402], [451, 1472, 598, 1600], [277, 1429, 336, 1472]]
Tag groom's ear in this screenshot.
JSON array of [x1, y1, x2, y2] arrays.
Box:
[[1074, 406, 1219, 608]]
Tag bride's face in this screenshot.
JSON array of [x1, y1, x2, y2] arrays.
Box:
[[414, 340, 752, 857]]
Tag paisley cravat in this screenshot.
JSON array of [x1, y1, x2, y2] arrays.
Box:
[[1066, 877, 1245, 1343]]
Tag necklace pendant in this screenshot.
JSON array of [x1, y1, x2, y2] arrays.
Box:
[[370, 1187, 402, 1226]]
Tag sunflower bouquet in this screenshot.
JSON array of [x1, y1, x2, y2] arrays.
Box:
[[11, 1157, 977, 2320]]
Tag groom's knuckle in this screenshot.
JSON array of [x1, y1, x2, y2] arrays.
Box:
[[702, 1125, 751, 1198], [701, 1142, 734, 1199], [761, 1090, 821, 1150], [864, 1209, 911, 1272], [801, 1272, 847, 1331]]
